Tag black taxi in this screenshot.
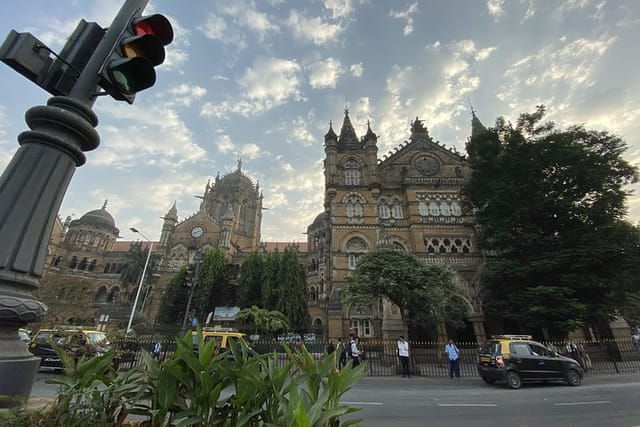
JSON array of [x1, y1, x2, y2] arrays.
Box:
[[477, 335, 584, 389]]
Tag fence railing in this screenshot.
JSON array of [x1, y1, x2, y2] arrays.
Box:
[[112, 337, 640, 377]]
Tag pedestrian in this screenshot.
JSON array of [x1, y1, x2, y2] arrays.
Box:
[[152, 341, 162, 361], [397, 335, 410, 377], [632, 328, 640, 352], [326, 341, 336, 354], [336, 337, 347, 369], [348, 331, 361, 367], [444, 338, 460, 378], [294, 338, 303, 353]]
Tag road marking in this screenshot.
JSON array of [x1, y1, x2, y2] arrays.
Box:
[[553, 401, 611, 406], [437, 403, 498, 407], [341, 401, 384, 406]]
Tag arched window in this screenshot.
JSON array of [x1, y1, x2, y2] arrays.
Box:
[[344, 159, 361, 186], [104, 263, 111, 273], [53, 256, 62, 267], [346, 237, 368, 269], [392, 199, 403, 219], [378, 198, 391, 219], [418, 200, 428, 216], [78, 257, 88, 271], [346, 197, 363, 218], [88, 259, 97, 272], [68, 256, 78, 269]]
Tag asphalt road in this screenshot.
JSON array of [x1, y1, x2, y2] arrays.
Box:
[[30, 371, 640, 426]]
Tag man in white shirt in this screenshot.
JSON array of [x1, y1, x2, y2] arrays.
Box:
[[348, 332, 360, 367], [444, 338, 460, 378], [397, 336, 410, 377]]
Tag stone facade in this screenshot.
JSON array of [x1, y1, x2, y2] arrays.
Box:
[[306, 111, 487, 342]]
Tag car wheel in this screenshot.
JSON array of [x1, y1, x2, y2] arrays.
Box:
[[565, 369, 581, 386], [481, 376, 496, 385], [506, 371, 522, 389]]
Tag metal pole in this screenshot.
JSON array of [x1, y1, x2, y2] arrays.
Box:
[[127, 228, 153, 334], [180, 254, 201, 335]]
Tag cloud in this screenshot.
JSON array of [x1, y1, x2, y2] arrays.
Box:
[[350, 62, 364, 77], [240, 143, 262, 160], [286, 10, 344, 45], [216, 135, 236, 154], [487, 0, 505, 21], [324, 0, 354, 19], [164, 84, 207, 107], [389, 2, 420, 36], [308, 58, 344, 89]]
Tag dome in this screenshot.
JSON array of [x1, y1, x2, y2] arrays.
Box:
[[216, 170, 257, 194], [77, 205, 117, 230]]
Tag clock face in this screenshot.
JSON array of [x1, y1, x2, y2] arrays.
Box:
[[190, 226, 204, 238], [415, 155, 440, 176]]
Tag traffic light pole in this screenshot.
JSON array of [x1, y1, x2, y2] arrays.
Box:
[[0, 0, 150, 407]]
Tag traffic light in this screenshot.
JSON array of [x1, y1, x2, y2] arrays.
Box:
[[98, 13, 173, 103], [184, 265, 194, 287]]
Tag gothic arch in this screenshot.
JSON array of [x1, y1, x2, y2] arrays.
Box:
[[95, 286, 108, 304], [340, 233, 372, 252]]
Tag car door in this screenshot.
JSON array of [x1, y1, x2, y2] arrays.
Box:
[[508, 342, 540, 380], [528, 343, 563, 379]]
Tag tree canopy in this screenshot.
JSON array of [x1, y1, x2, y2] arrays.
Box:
[[342, 250, 457, 336], [463, 105, 639, 338]]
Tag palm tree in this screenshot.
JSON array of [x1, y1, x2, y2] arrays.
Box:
[[236, 305, 290, 337]]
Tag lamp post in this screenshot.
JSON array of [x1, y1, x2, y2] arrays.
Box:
[[127, 227, 153, 335], [180, 250, 202, 335]]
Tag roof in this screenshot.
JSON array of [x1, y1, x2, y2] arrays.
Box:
[[112, 241, 160, 252], [261, 241, 308, 253]]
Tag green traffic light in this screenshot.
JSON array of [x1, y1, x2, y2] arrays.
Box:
[[107, 57, 156, 94]]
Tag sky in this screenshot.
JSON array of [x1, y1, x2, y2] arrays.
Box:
[[1, 0, 639, 243]]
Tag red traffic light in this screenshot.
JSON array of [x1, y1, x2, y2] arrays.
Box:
[[133, 14, 173, 45], [99, 12, 173, 103]]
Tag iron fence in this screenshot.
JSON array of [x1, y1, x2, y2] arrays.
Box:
[[112, 337, 640, 377]]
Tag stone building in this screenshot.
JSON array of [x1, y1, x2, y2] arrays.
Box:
[[305, 110, 488, 342]]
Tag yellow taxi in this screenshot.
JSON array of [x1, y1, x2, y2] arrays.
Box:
[[192, 327, 258, 359]]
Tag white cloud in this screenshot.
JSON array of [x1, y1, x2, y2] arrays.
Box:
[[216, 135, 236, 153], [308, 58, 344, 89], [165, 84, 207, 107], [487, 0, 505, 21], [286, 10, 344, 45], [389, 2, 419, 36], [350, 62, 364, 77], [199, 14, 227, 39], [324, 0, 354, 19], [240, 143, 262, 160]]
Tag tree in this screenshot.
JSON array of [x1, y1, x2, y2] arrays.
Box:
[[156, 267, 190, 324], [277, 247, 310, 332], [236, 305, 290, 336], [119, 242, 160, 289], [192, 249, 236, 322], [237, 250, 264, 308], [261, 250, 281, 309], [464, 105, 638, 338], [342, 250, 457, 335]]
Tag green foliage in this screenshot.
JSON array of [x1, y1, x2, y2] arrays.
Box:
[[237, 305, 290, 336], [237, 250, 264, 308], [156, 267, 190, 324], [464, 105, 639, 336], [119, 241, 161, 288], [192, 248, 232, 320], [343, 250, 457, 331], [278, 247, 311, 332], [33, 329, 364, 426]]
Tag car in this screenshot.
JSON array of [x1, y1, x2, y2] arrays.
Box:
[[193, 327, 258, 360], [18, 328, 31, 344], [29, 327, 112, 371], [477, 334, 584, 389]]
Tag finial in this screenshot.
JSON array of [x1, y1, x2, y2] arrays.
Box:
[[329, 119, 333, 129], [468, 98, 476, 116], [236, 155, 242, 171], [102, 199, 108, 210]]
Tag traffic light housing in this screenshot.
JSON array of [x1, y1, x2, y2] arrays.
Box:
[[184, 265, 194, 287], [98, 13, 173, 103]]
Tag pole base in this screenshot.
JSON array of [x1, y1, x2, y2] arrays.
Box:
[[0, 354, 41, 408]]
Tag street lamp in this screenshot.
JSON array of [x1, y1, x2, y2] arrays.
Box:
[[127, 227, 153, 334]]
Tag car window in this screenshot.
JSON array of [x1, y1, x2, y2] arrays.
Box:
[[510, 342, 533, 355], [479, 342, 499, 354], [34, 332, 52, 345], [529, 343, 552, 357]]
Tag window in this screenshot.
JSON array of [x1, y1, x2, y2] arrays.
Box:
[[378, 199, 391, 219], [418, 200, 428, 216], [350, 319, 373, 337], [346, 197, 363, 218], [424, 237, 472, 254], [451, 201, 462, 216], [511, 343, 533, 355], [346, 237, 368, 270], [392, 199, 403, 219], [344, 160, 361, 185]]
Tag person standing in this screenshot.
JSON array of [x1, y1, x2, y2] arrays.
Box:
[[152, 341, 162, 361], [348, 333, 361, 367], [336, 337, 347, 369], [397, 336, 410, 378], [444, 338, 460, 378]]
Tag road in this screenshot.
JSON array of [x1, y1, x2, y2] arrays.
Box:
[[30, 371, 640, 426]]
